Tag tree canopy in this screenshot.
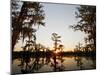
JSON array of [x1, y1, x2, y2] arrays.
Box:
[[12, 0, 45, 51], [70, 5, 96, 51]]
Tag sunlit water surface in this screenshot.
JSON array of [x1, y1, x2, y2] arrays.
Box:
[[12, 56, 96, 74]]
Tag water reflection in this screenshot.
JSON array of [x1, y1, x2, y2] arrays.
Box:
[[74, 56, 84, 69], [51, 55, 65, 72], [12, 55, 96, 74]]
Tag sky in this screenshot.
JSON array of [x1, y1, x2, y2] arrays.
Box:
[[14, 2, 86, 51]]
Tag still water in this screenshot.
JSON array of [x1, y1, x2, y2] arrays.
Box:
[[12, 56, 96, 74]]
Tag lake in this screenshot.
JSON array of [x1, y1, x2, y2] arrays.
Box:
[[12, 56, 96, 74]]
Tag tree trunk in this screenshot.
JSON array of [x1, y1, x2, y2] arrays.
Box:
[[12, 31, 20, 52]]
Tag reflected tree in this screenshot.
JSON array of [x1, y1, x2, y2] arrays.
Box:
[[51, 33, 61, 71], [51, 33, 65, 71], [74, 56, 84, 70], [18, 56, 52, 73]]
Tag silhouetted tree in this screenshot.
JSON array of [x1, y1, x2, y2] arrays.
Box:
[[51, 33, 62, 71], [58, 44, 64, 52], [12, 0, 45, 52], [70, 5, 96, 52], [74, 42, 82, 53], [51, 33, 61, 52]]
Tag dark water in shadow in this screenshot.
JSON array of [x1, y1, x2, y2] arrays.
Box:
[[12, 56, 96, 74]]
